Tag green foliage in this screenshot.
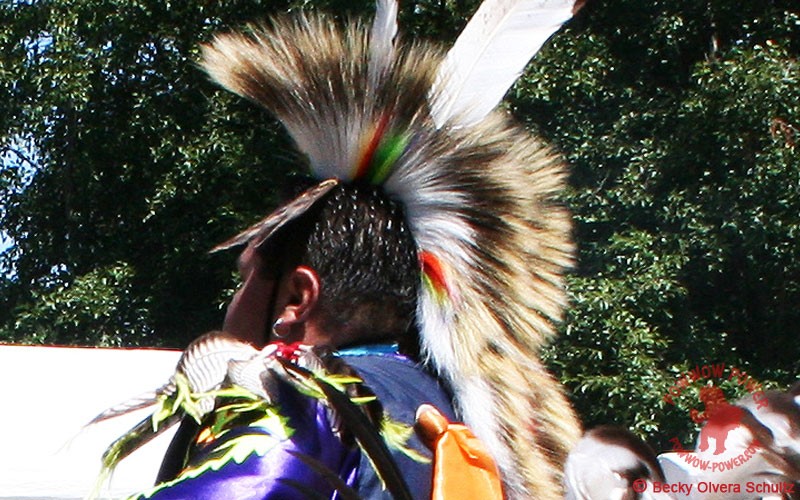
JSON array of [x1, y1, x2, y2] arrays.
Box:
[[0, 0, 798, 454], [0, 0, 309, 346], [526, 1, 800, 449], [4, 262, 152, 346]]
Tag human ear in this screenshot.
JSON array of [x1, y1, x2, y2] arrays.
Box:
[[274, 266, 320, 327]]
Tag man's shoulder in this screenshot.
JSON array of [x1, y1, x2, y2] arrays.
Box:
[[338, 345, 456, 422], [336, 345, 453, 499]]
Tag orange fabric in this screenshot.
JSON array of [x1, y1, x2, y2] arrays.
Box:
[[415, 405, 504, 500]]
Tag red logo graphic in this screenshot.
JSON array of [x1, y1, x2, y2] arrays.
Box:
[[663, 364, 769, 472], [691, 385, 745, 455]]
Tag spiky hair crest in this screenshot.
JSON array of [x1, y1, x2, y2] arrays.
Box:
[[202, 6, 581, 499]]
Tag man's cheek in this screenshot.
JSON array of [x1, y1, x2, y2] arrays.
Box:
[[223, 276, 275, 345]]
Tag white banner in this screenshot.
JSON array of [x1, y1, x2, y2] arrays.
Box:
[[0, 345, 182, 500]]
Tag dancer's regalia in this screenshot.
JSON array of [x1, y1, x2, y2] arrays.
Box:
[[92, 1, 584, 498]]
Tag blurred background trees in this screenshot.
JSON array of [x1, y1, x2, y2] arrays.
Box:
[[1, 0, 797, 451]]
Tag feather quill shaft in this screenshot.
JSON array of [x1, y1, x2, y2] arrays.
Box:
[[431, 0, 581, 128], [275, 358, 415, 500]]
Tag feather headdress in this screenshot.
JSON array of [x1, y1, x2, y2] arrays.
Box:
[[204, 0, 583, 497]]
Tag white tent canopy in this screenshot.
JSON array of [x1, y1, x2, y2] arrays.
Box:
[[0, 345, 182, 500]]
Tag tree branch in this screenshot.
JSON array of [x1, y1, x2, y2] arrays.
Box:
[[1, 146, 38, 169]]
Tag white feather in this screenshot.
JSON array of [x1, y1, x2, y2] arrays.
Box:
[[431, 0, 580, 128], [565, 428, 669, 500], [457, 377, 517, 489], [369, 0, 398, 87]]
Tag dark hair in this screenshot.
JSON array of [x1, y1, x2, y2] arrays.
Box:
[[260, 181, 420, 352]]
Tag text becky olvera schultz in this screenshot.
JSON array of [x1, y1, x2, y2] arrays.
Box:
[[649, 481, 795, 496]]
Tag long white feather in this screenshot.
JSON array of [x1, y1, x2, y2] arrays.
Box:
[[431, 0, 582, 128], [369, 0, 398, 87]]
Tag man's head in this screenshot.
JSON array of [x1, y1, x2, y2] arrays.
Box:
[[224, 182, 420, 351]]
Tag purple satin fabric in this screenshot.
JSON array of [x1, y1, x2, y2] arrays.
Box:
[[142, 347, 454, 499], [142, 383, 360, 499]]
